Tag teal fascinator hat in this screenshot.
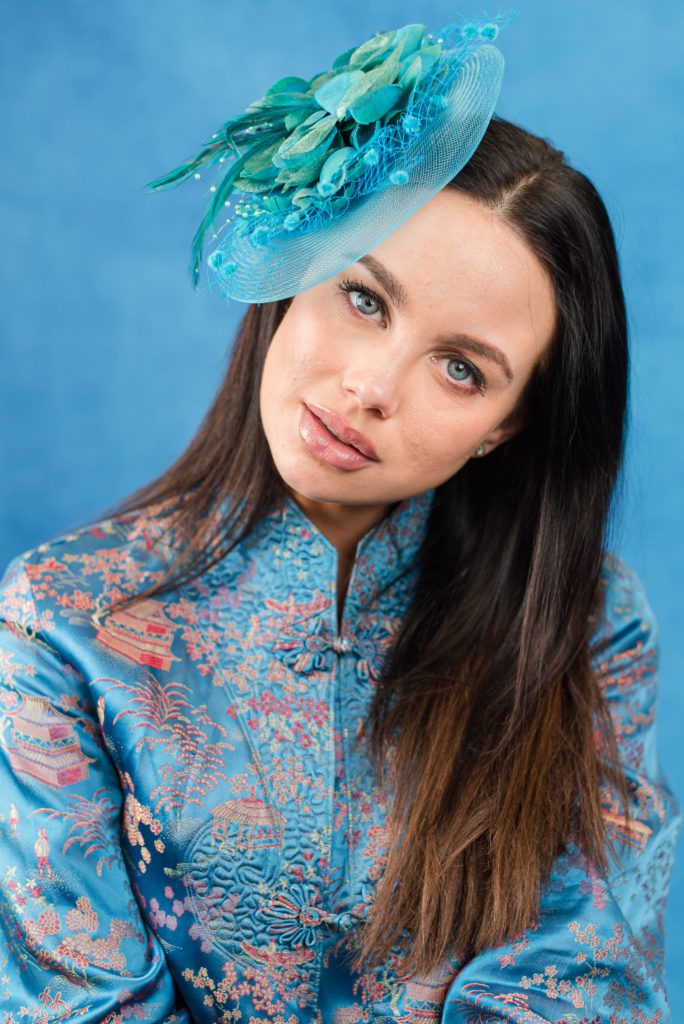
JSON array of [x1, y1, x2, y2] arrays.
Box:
[[147, 11, 516, 303]]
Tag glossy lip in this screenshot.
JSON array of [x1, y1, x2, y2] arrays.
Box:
[[298, 406, 375, 471], [304, 401, 379, 461]]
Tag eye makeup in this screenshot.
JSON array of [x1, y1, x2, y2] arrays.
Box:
[[338, 277, 387, 320]]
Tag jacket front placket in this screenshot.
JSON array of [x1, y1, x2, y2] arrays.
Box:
[[176, 488, 434, 987], [270, 491, 436, 934]]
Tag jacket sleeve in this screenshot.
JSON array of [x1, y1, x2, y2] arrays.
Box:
[[442, 555, 681, 1024], [0, 552, 192, 1022]]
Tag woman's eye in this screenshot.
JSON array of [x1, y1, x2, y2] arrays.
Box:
[[447, 358, 473, 383], [441, 356, 486, 395], [338, 279, 386, 322], [353, 291, 381, 316]]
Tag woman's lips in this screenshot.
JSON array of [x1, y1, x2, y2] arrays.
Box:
[[303, 401, 378, 460], [299, 404, 378, 471]]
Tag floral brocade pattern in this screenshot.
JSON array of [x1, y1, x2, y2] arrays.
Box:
[[0, 490, 679, 1022]]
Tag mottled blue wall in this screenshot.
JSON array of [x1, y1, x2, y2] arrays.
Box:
[[2, 0, 682, 1001]]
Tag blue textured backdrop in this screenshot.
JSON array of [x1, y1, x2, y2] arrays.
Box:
[[1, 0, 682, 999]]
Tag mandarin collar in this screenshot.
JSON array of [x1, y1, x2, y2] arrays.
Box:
[[278, 486, 436, 605]]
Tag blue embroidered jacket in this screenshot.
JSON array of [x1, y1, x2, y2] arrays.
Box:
[[0, 488, 679, 1022]]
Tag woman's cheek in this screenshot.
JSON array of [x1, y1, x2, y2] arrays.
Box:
[[407, 411, 478, 471]]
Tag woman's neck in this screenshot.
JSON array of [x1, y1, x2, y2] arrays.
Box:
[[285, 489, 396, 564]]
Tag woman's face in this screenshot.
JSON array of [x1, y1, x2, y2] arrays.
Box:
[[259, 188, 556, 518]]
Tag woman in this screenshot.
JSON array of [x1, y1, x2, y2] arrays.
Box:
[[0, 15, 678, 1023]]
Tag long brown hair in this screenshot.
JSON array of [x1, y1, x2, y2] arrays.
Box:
[[102, 115, 630, 974]]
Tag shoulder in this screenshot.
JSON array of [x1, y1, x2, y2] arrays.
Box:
[[590, 551, 657, 674], [0, 500, 180, 630], [591, 552, 661, 779]]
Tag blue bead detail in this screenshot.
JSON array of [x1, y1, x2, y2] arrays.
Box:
[[389, 168, 409, 185], [400, 114, 421, 134], [480, 23, 499, 40], [208, 251, 238, 275]]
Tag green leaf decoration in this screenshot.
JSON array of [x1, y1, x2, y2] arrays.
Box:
[[313, 70, 367, 117], [399, 54, 424, 92], [413, 43, 443, 74], [274, 147, 332, 187], [349, 84, 405, 125], [299, 109, 330, 129], [332, 45, 357, 70], [309, 69, 335, 92], [347, 29, 395, 70], [350, 122, 376, 149], [284, 108, 313, 131], [247, 90, 311, 111], [272, 115, 337, 168], [359, 48, 402, 92], [291, 186, 320, 208], [241, 137, 284, 180], [264, 75, 310, 96], [391, 23, 425, 60], [233, 175, 277, 193], [318, 146, 358, 188], [260, 192, 294, 213]]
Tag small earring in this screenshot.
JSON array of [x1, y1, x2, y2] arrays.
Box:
[[475, 443, 486, 457]]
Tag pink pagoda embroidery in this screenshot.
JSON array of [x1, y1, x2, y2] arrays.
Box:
[[7, 695, 95, 789], [603, 806, 652, 852], [210, 789, 286, 852], [96, 598, 179, 671]]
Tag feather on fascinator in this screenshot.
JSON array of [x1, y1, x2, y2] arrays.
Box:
[[146, 11, 516, 303]]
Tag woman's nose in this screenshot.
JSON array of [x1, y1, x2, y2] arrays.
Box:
[[340, 352, 403, 418]]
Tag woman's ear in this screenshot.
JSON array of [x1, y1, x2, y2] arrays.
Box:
[[483, 405, 528, 453]]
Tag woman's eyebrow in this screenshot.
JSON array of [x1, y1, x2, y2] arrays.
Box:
[[357, 254, 409, 311], [355, 254, 514, 382], [441, 335, 514, 382]]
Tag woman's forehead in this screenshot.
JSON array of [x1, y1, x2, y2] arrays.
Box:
[[369, 191, 535, 288]]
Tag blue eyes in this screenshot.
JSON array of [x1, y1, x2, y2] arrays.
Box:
[[445, 358, 481, 387], [336, 277, 487, 396], [337, 277, 387, 320]]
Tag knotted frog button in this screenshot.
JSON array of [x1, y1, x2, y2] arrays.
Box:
[[331, 635, 352, 655]]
